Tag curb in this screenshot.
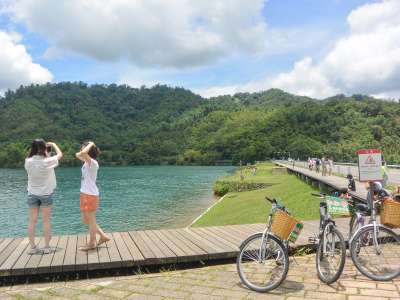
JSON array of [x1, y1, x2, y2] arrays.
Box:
[[187, 194, 228, 228]]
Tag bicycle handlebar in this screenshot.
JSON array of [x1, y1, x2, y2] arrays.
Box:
[[311, 192, 326, 198], [265, 196, 276, 204], [265, 196, 290, 214]]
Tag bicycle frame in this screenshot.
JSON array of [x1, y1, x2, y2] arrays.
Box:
[[259, 201, 288, 262], [350, 184, 389, 255], [349, 210, 366, 245], [318, 199, 336, 254], [259, 210, 274, 262]]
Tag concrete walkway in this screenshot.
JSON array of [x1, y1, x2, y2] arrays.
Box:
[[1, 253, 399, 299], [275, 161, 369, 201], [290, 160, 400, 186]]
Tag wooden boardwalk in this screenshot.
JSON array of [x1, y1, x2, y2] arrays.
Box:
[[0, 163, 375, 279], [275, 162, 369, 201], [0, 219, 353, 278]]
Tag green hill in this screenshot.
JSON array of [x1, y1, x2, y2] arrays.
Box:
[[1, 82, 399, 167]]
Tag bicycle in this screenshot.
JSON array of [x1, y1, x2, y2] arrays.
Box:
[[348, 198, 370, 246], [348, 184, 391, 242], [349, 182, 400, 281], [309, 193, 346, 284], [236, 196, 300, 292]]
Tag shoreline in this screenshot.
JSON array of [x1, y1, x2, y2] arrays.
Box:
[[0, 166, 234, 238], [186, 194, 227, 228]]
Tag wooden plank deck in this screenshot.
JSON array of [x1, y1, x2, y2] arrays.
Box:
[[0, 220, 357, 278]]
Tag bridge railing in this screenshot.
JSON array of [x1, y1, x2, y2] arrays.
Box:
[[276, 160, 400, 170]]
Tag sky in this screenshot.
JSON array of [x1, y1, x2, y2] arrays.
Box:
[[0, 0, 399, 99]]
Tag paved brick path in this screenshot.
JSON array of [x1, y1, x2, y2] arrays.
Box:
[[0, 254, 399, 299]]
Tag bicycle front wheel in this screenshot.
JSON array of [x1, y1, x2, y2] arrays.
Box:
[[316, 226, 346, 284], [236, 233, 289, 292], [349, 214, 358, 240], [351, 225, 400, 281]]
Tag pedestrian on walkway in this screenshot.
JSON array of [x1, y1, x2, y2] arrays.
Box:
[[76, 141, 110, 251], [315, 158, 321, 173], [252, 165, 257, 175], [329, 157, 334, 176], [347, 174, 356, 191], [382, 160, 388, 188], [25, 139, 63, 254], [321, 156, 327, 176]]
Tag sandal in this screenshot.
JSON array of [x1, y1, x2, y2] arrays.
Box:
[[42, 247, 54, 254], [97, 236, 111, 246], [27, 247, 39, 255], [79, 244, 97, 251]]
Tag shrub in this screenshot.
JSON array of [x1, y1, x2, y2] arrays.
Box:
[[213, 180, 271, 196]]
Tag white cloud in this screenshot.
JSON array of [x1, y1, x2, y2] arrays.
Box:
[[5, 0, 268, 68], [118, 68, 169, 88], [197, 58, 339, 98], [199, 0, 400, 99], [267, 58, 340, 98], [0, 30, 53, 94], [321, 0, 400, 95], [195, 85, 241, 99]]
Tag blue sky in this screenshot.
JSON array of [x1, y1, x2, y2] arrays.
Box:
[[1, 0, 399, 99]]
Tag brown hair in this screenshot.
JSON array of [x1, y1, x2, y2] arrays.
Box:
[[28, 139, 46, 157], [82, 141, 100, 160]]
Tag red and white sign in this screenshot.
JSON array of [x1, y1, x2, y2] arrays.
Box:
[[357, 149, 382, 182]]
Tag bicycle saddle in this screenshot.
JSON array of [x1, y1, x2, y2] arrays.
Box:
[[355, 203, 370, 215], [378, 188, 391, 198]]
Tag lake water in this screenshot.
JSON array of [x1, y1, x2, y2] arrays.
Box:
[[0, 166, 234, 237]]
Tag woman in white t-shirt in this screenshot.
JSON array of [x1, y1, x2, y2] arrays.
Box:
[[25, 139, 63, 254], [76, 141, 109, 251]]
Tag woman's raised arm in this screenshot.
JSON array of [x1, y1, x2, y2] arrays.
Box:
[[47, 142, 63, 160], [75, 141, 94, 163]]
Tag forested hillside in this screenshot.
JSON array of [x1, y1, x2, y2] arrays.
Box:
[[1, 83, 399, 167]]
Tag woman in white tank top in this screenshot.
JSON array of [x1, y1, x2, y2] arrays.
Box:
[[76, 141, 109, 251]]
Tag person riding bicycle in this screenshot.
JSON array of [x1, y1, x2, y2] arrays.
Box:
[[347, 174, 356, 192]]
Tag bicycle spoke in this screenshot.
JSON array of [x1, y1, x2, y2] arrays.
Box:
[[352, 226, 400, 281], [237, 234, 288, 292], [316, 228, 345, 284], [242, 250, 258, 262]]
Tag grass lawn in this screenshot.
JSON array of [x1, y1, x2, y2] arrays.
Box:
[[192, 163, 320, 227]]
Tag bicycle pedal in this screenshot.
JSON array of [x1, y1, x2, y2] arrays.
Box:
[[308, 237, 319, 244]]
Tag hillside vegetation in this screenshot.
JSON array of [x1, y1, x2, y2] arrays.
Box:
[[1, 83, 399, 167]]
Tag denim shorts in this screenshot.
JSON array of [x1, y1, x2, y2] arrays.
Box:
[[27, 193, 54, 208]]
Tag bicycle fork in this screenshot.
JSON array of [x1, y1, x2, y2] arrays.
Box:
[[349, 212, 365, 245], [259, 231, 269, 262], [259, 229, 282, 263], [372, 221, 382, 255], [323, 223, 335, 255]]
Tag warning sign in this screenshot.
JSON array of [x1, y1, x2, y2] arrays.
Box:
[[357, 149, 382, 182], [364, 155, 376, 164]]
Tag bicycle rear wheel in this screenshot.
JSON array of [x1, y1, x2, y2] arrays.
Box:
[[316, 226, 346, 284], [236, 233, 289, 292], [351, 225, 400, 281]]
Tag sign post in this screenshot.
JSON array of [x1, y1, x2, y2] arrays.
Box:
[[357, 149, 382, 182]]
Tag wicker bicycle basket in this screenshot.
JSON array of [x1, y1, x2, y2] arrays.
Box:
[[381, 198, 400, 228], [271, 210, 299, 240]]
